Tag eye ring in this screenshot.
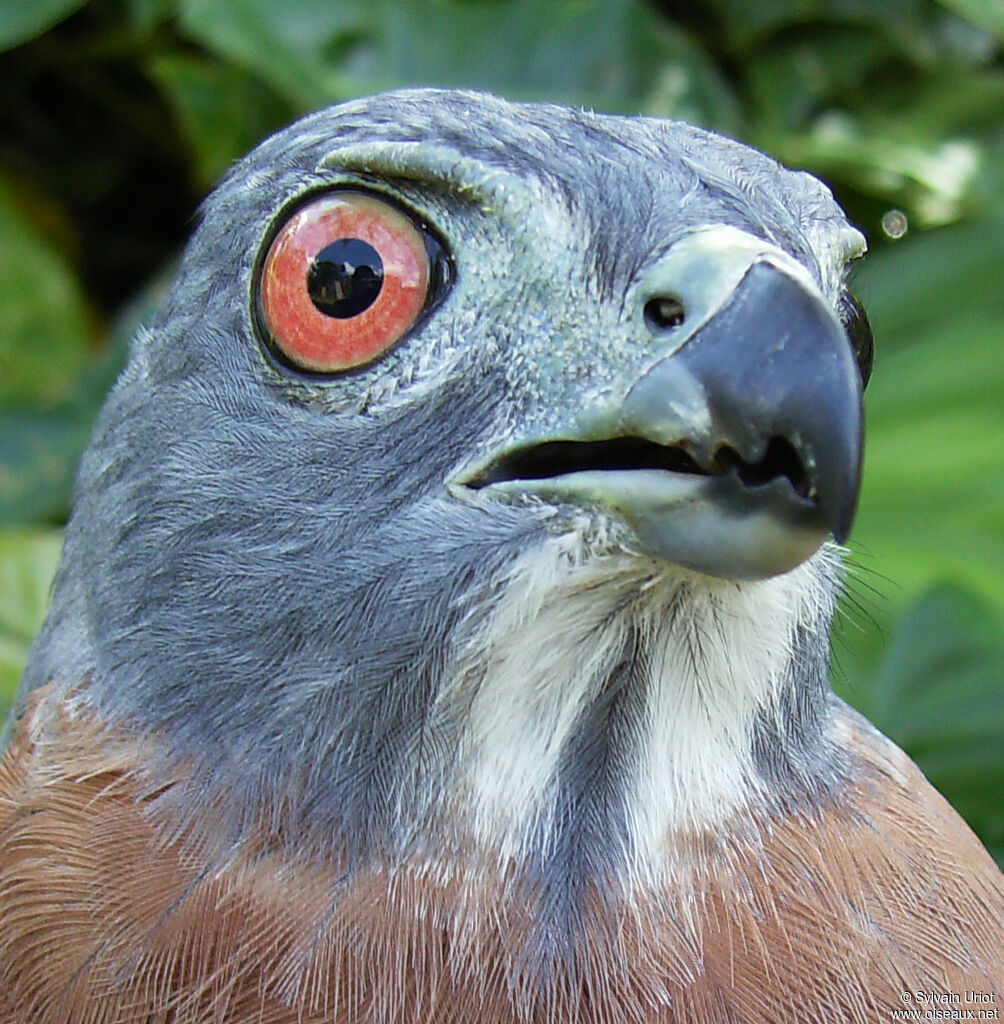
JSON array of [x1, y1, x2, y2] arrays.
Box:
[[254, 189, 451, 376]]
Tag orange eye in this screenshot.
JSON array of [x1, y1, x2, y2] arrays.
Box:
[[258, 192, 437, 373]]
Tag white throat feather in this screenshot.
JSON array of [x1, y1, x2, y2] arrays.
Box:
[[438, 530, 841, 877]]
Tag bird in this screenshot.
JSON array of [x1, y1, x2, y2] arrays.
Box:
[[1, 87, 1001, 1024]]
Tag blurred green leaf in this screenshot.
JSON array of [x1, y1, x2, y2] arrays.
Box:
[[836, 211, 1004, 858], [0, 0, 89, 52], [0, 411, 92, 524], [867, 585, 1004, 744], [178, 0, 364, 107], [844, 583, 1004, 861], [854, 311, 1004, 611], [707, 0, 993, 62], [705, 0, 919, 50], [0, 528, 62, 717], [333, 0, 678, 110], [0, 176, 95, 407], [149, 53, 292, 185], [772, 107, 984, 226], [936, 0, 1004, 38], [746, 28, 889, 131], [0, 267, 154, 525], [880, 68, 1004, 138], [178, 0, 730, 116], [852, 216, 1004, 345], [633, 17, 739, 130]]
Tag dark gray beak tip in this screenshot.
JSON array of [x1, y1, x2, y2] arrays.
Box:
[[828, 449, 863, 546], [830, 501, 856, 546], [618, 260, 865, 574]]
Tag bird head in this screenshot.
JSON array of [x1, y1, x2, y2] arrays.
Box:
[[24, 89, 872, 869]]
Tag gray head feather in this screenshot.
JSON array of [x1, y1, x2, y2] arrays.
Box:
[[21, 90, 860, 885]]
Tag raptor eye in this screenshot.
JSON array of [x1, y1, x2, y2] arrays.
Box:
[[257, 191, 444, 373], [839, 287, 873, 387]]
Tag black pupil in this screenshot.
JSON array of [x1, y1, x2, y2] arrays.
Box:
[[307, 238, 384, 319]]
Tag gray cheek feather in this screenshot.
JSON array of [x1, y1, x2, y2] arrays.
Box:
[[39, 347, 554, 855]]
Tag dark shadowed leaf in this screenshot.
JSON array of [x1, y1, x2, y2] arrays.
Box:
[[0, 410, 93, 525], [746, 27, 890, 132], [150, 53, 293, 186], [126, 0, 178, 34]]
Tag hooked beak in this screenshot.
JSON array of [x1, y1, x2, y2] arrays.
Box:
[[458, 241, 864, 580]]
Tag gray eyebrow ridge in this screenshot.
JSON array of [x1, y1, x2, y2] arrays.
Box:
[[319, 140, 542, 219]]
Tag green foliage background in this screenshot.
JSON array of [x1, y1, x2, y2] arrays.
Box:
[[0, 0, 1001, 860]]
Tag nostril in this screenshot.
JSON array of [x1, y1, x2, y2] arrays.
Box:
[[644, 296, 686, 331]]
